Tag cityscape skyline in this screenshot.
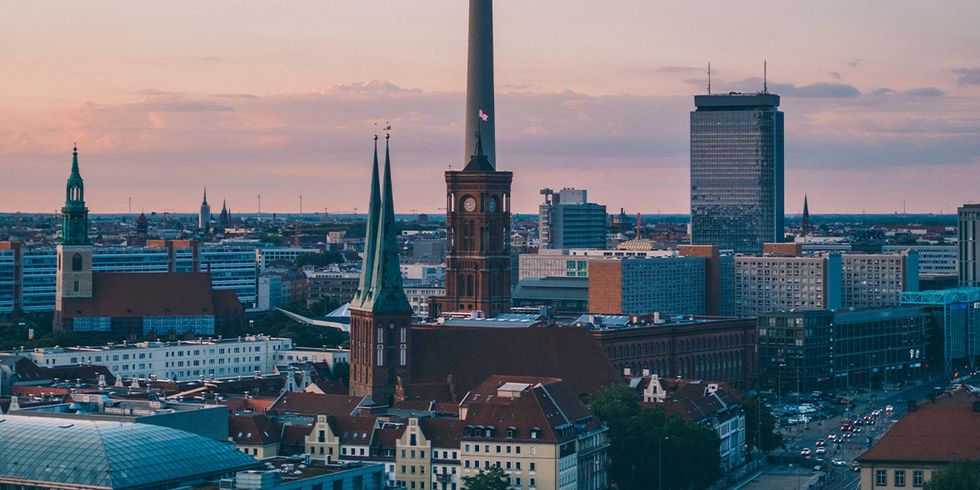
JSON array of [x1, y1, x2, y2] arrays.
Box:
[[3, 2, 980, 215]]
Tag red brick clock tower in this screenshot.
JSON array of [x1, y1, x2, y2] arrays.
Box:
[[430, 136, 512, 319]]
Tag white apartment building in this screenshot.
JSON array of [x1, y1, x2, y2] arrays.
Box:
[[28, 335, 293, 382], [273, 347, 349, 370]]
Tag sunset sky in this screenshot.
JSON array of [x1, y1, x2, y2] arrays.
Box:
[[2, 1, 979, 214]]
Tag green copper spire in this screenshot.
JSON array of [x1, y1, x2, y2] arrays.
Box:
[[61, 144, 90, 245], [353, 136, 382, 309], [364, 135, 411, 314]]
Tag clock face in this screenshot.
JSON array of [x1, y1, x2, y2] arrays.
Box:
[[487, 197, 498, 212], [463, 197, 477, 212]]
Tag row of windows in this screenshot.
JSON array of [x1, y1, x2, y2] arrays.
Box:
[[875, 469, 925, 487]]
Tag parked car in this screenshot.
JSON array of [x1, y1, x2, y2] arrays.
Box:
[[832, 459, 846, 467], [800, 448, 812, 457], [851, 462, 861, 472]]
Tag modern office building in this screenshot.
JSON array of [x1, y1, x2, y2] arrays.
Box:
[[690, 92, 784, 254], [538, 188, 607, 249], [883, 244, 957, 276], [574, 314, 757, 389], [518, 248, 675, 281], [512, 276, 589, 317], [900, 287, 980, 375], [588, 256, 706, 316], [256, 246, 321, 271], [0, 240, 291, 314], [757, 307, 930, 394], [959, 204, 980, 287]]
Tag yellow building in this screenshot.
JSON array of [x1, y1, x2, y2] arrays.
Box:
[[229, 413, 281, 459], [857, 389, 980, 489]]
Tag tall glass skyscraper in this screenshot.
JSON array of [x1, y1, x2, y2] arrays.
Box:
[[690, 93, 784, 253]]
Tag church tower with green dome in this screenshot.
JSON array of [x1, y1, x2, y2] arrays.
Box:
[[55, 145, 94, 330]]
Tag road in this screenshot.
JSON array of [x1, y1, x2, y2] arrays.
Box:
[[760, 376, 945, 490]]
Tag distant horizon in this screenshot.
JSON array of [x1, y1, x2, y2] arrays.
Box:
[[3, 2, 979, 214]]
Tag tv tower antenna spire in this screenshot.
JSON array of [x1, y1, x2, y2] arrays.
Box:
[[707, 62, 711, 95], [763, 59, 768, 94]]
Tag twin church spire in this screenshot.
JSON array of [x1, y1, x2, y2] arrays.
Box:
[[352, 135, 411, 314]]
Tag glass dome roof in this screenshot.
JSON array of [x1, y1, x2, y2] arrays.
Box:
[[0, 415, 257, 489]]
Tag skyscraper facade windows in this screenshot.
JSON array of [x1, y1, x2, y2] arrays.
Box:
[[691, 94, 784, 253]]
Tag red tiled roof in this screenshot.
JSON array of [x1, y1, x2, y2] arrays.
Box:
[[61, 272, 243, 318], [220, 398, 275, 414], [371, 426, 405, 450], [640, 379, 741, 423], [229, 414, 282, 445], [858, 390, 980, 464], [419, 418, 465, 449], [281, 424, 314, 450], [460, 375, 597, 443], [327, 415, 378, 444], [269, 392, 366, 417], [408, 326, 620, 401]]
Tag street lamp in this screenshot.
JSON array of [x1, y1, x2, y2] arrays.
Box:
[[659, 435, 670, 490]]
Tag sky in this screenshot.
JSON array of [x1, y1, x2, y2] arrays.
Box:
[[2, 1, 979, 215]]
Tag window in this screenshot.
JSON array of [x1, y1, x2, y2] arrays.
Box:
[[913, 470, 924, 487], [876, 470, 887, 486], [895, 470, 906, 487], [72, 253, 82, 271]]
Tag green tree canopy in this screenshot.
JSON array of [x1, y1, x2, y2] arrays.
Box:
[[589, 384, 722, 490], [293, 251, 344, 268], [462, 466, 510, 490], [924, 460, 980, 490], [742, 396, 783, 454]]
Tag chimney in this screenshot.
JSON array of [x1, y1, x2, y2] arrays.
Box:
[[635, 213, 641, 238]]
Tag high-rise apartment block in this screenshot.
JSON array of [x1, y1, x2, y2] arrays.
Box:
[[734, 246, 919, 317], [734, 253, 841, 317], [538, 188, 607, 249], [959, 204, 980, 287], [841, 252, 918, 309], [690, 93, 784, 253]]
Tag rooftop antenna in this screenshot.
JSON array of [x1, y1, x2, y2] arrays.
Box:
[[707, 62, 711, 95], [763, 60, 768, 94]]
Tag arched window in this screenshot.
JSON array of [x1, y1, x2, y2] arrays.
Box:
[[399, 344, 407, 366], [376, 345, 384, 367], [72, 253, 83, 272]]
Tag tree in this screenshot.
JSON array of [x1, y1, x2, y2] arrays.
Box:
[[294, 251, 344, 268], [925, 460, 980, 490], [462, 466, 510, 490], [589, 384, 722, 490], [742, 396, 783, 455]]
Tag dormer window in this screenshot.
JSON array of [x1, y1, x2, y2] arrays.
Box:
[[530, 427, 541, 439], [506, 427, 516, 438]]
